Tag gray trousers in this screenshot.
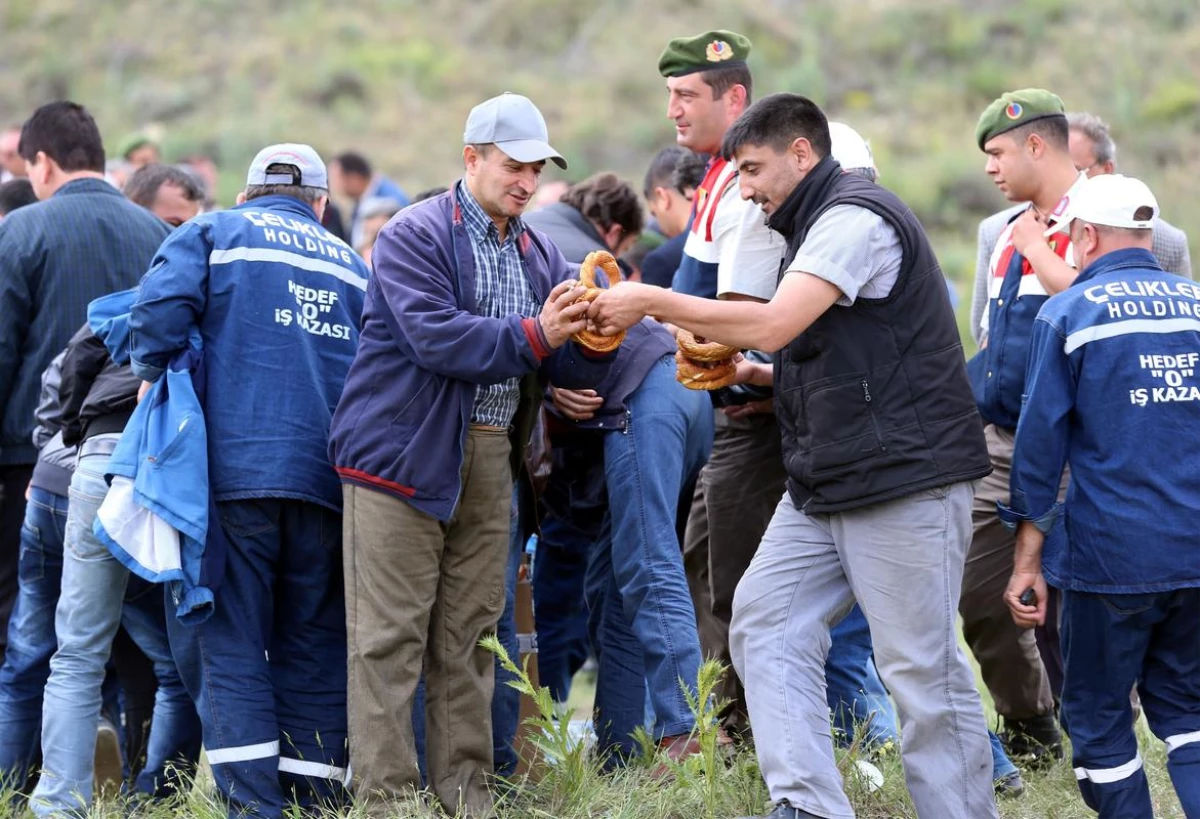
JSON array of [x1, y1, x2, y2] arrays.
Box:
[[730, 482, 997, 819]]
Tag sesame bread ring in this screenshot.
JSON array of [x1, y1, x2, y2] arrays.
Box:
[[676, 329, 738, 363], [674, 351, 739, 391], [572, 250, 626, 352]]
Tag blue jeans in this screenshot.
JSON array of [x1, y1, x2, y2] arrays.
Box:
[[826, 604, 899, 748], [1061, 588, 1200, 818], [0, 487, 68, 790], [586, 356, 713, 753], [31, 448, 201, 817], [532, 514, 592, 703], [989, 730, 1018, 780], [167, 498, 348, 819]]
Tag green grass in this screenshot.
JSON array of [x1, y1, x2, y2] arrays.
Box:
[[2, 647, 1185, 819]]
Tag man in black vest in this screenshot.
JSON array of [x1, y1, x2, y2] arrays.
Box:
[[589, 93, 997, 819]]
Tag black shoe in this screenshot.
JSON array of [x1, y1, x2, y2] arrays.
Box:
[[994, 770, 1026, 799], [1000, 712, 1064, 768], [736, 802, 823, 819]]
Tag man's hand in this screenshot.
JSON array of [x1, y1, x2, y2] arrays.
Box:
[[731, 354, 773, 388], [722, 398, 774, 419], [539, 280, 591, 349], [1004, 569, 1048, 628], [1005, 520, 1049, 627], [588, 281, 654, 336], [137, 380, 154, 403], [1009, 209, 1049, 257], [550, 387, 604, 421]]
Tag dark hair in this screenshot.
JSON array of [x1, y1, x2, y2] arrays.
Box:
[[243, 184, 327, 205], [412, 186, 449, 202], [643, 146, 688, 198], [123, 164, 205, 209], [1006, 115, 1070, 152], [17, 101, 105, 173], [698, 63, 753, 104], [333, 151, 372, 178], [720, 93, 831, 161], [561, 172, 644, 238], [671, 150, 710, 191], [0, 178, 37, 216]]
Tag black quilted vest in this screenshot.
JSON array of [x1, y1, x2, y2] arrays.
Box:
[[768, 157, 991, 513]]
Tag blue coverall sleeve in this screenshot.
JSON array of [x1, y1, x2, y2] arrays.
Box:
[[1001, 315, 1076, 532], [128, 221, 212, 382]]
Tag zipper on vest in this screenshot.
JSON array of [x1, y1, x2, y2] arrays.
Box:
[[861, 380, 887, 452]]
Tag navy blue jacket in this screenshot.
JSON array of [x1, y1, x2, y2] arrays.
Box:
[[0, 178, 169, 464], [1001, 248, 1200, 593], [641, 232, 687, 289], [328, 187, 613, 522], [967, 218, 1071, 430], [130, 195, 367, 511]]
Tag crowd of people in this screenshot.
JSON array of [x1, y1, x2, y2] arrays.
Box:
[[0, 25, 1196, 819]]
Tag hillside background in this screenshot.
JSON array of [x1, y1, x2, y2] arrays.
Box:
[[3, 0, 1199, 342]]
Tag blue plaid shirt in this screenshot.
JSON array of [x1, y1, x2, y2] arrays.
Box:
[[457, 181, 541, 427]]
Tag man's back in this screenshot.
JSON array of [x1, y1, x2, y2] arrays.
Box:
[[130, 194, 368, 510], [1020, 250, 1200, 590], [0, 178, 168, 464]]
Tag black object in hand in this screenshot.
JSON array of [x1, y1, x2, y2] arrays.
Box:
[[1018, 588, 1038, 607]]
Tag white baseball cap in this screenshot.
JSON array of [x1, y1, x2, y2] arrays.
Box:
[[829, 122, 876, 173], [1054, 173, 1159, 232], [246, 143, 328, 189]]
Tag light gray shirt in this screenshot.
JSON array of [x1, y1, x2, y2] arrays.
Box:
[[787, 205, 902, 304]]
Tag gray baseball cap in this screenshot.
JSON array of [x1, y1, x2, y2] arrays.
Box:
[[246, 143, 328, 189], [463, 93, 567, 169]]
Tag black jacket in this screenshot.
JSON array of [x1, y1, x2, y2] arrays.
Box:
[[768, 157, 991, 513], [29, 349, 76, 496], [59, 324, 139, 447]]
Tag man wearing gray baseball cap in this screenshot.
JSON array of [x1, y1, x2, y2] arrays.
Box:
[[463, 92, 568, 170], [126, 142, 369, 818], [330, 94, 612, 816]]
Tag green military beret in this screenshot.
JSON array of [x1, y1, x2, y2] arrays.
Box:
[[975, 88, 1067, 150], [658, 30, 751, 78]]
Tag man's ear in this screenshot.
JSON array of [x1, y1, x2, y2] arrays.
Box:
[[602, 223, 624, 253], [725, 83, 748, 115], [31, 151, 51, 185], [1026, 132, 1046, 160], [653, 186, 673, 213], [235, 191, 247, 206], [312, 195, 328, 222], [791, 137, 815, 171]]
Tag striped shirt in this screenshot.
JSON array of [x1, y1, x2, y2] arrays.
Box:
[[0, 178, 169, 464], [457, 181, 540, 427]]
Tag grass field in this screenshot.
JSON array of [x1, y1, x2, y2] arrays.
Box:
[[0, 648, 1184, 819]]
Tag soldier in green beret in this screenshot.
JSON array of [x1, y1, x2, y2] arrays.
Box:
[[962, 87, 1085, 770]]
